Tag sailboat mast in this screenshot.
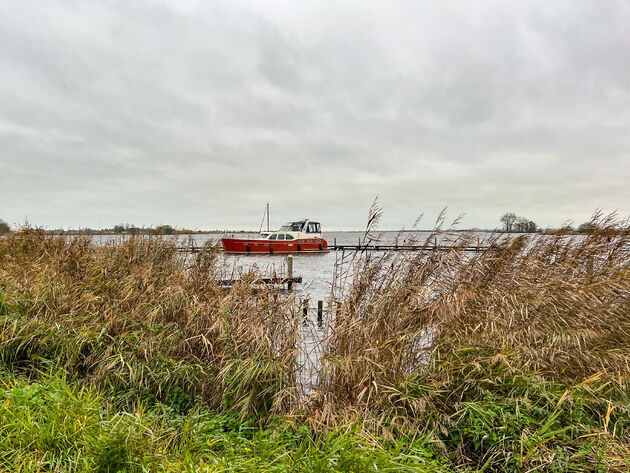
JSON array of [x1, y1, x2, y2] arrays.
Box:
[[266, 203, 269, 232]]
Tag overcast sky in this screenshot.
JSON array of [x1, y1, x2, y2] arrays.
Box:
[[1, 0, 629, 230]]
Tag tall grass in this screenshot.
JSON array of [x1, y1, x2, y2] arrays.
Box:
[[0, 229, 299, 417], [316, 208, 630, 470], [1, 213, 629, 471]]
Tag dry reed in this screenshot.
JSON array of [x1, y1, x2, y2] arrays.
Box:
[[312, 207, 630, 470], [2, 211, 629, 470], [0, 229, 299, 416]]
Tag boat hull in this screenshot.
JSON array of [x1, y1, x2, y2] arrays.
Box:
[[221, 237, 329, 254]]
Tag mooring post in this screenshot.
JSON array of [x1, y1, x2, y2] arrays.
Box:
[[317, 300, 323, 326], [334, 237, 336, 248], [287, 255, 293, 290], [302, 300, 308, 318]]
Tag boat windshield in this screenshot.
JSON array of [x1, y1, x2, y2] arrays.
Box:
[[306, 222, 321, 233], [280, 222, 304, 232]]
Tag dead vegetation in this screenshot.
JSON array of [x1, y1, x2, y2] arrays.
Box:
[[314, 208, 630, 469], [1, 210, 629, 471], [0, 229, 299, 416]]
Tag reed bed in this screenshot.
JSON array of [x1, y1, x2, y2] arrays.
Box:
[[0, 229, 299, 417], [1, 213, 629, 471], [315, 208, 630, 470]]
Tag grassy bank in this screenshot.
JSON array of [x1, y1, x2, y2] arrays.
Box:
[[1, 216, 629, 471], [0, 369, 449, 472]]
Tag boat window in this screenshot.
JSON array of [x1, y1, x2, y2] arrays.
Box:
[[284, 234, 294, 240], [316, 223, 321, 232], [269, 234, 277, 240], [281, 222, 304, 232], [308, 223, 319, 233], [277, 234, 285, 240]]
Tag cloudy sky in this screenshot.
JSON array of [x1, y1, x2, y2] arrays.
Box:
[[1, 0, 629, 230]]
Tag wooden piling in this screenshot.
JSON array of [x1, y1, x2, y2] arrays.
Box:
[[287, 255, 293, 290], [317, 300, 323, 325], [302, 299, 309, 319]]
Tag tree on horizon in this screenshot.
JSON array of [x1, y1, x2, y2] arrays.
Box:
[[500, 213, 518, 231], [0, 219, 9, 234]]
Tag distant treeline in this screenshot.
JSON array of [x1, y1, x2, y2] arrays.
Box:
[[71, 224, 192, 235], [0, 217, 622, 235], [49, 224, 230, 235], [499, 213, 617, 234], [0, 220, 246, 235]]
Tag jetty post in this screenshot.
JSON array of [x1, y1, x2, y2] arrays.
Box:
[[287, 255, 294, 290], [317, 300, 323, 326]]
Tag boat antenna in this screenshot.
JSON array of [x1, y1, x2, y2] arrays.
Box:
[[266, 202, 270, 232]]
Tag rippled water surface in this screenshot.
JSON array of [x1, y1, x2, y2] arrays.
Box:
[[91, 231, 493, 305]]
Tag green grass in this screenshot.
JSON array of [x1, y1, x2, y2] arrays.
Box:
[[440, 367, 630, 471], [0, 370, 450, 473]]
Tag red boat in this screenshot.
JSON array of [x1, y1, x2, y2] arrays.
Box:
[[221, 219, 329, 254]]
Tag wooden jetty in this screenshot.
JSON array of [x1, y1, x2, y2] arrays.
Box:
[[327, 237, 489, 252], [217, 276, 302, 288], [328, 244, 489, 252], [218, 255, 300, 289]]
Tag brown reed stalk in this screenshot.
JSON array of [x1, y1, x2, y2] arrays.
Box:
[[0, 228, 300, 416], [317, 211, 630, 415]]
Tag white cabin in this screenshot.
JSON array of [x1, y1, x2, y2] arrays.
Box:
[[261, 220, 323, 241]]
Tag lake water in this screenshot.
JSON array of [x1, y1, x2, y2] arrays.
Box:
[[91, 230, 494, 307]]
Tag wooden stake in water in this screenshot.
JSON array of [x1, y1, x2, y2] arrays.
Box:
[[317, 300, 323, 326], [287, 255, 294, 290]]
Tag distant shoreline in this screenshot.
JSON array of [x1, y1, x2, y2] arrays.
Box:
[[37, 229, 551, 236]]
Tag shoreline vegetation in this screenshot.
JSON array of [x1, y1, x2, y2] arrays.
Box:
[[0, 214, 622, 236], [0, 210, 629, 471], [1, 212, 625, 236]]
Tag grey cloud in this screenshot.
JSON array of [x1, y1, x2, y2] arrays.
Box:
[[0, 0, 628, 229]]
